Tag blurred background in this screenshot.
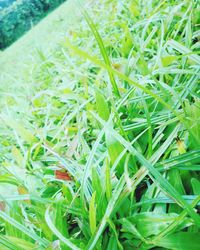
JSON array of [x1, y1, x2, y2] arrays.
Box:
[[0, 0, 66, 50]]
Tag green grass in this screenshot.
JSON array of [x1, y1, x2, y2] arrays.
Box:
[[0, 0, 200, 249]]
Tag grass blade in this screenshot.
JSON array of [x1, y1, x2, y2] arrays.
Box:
[[87, 175, 125, 250], [81, 6, 120, 97], [45, 206, 81, 250], [0, 210, 49, 247]]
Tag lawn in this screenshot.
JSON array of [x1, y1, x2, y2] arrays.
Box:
[[0, 0, 200, 249]]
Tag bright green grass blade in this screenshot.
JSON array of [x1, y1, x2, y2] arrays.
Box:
[[107, 218, 123, 250], [155, 232, 200, 250], [0, 235, 22, 250], [91, 167, 102, 202], [140, 92, 153, 158], [133, 195, 200, 207], [191, 178, 200, 195], [87, 175, 125, 250], [110, 128, 148, 174], [95, 90, 110, 121], [0, 210, 49, 247], [45, 206, 81, 250], [81, 129, 105, 203], [54, 201, 69, 239], [107, 234, 117, 250], [0, 236, 38, 250], [120, 218, 146, 242], [149, 125, 180, 165], [0, 174, 19, 186], [105, 158, 112, 201], [105, 127, 125, 176], [89, 192, 97, 235]]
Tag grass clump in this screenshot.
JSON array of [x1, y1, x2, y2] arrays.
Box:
[[0, 0, 200, 249]]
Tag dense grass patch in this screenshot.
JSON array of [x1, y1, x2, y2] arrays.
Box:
[[0, 0, 200, 249]]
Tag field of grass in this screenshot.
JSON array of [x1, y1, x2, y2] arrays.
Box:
[[0, 0, 200, 249]]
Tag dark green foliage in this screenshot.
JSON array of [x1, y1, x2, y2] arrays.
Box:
[[0, 0, 66, 49]]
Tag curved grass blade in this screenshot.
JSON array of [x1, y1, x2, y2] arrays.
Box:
[[45, 206, 81, 250], [0, 210, 49, 247]]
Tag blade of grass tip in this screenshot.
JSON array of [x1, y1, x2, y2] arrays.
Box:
[[0, 210, 49, 247], [133, 195, 200, 207], [124, 154, 132, 192], [45, 206, 81, 250], [91, 112, 200, 227], [151, 195, 200, 245], [87, 175, 125, 250], [0, 194, 52, 204], [76, 1, 120, 97]]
